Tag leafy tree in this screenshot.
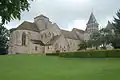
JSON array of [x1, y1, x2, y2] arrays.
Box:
[[0, 24, 9, 54], [78, 40, 88, 50], [87, 29, 114, 50], [100, 28, 114, 48], [88, 32, 101, 49], [0, 0, 32, 24]]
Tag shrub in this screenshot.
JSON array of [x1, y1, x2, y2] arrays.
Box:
[[46, 53, 59, 56], [59, 49, 120, 58]]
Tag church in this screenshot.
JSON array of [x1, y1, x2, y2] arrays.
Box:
[[8, 12, 100, 54]]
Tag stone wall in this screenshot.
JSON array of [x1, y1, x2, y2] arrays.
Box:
[[8, 30, 43, 54], [66, 38, 80, 52]]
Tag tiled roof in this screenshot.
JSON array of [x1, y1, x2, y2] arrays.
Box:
[[61, 29, 78, 40], [87, 12, 98, 25], [16, 21, 39, 32]]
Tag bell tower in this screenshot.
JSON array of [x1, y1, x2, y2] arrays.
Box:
[[84, 12, 99, 40], [34, 15, 49, 31]]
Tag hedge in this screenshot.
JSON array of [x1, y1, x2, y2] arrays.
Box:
[[59, 49, 120, 58], [46, 53, 59, 56]]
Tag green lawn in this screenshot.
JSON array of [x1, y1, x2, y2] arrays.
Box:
[[0, 54, 120, 80]]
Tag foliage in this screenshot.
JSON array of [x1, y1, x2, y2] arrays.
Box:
[[100, 28, 115, 47], [111, 9, 120, 48], [85, 28, 115, 49], [113, 9, 120, 34], [78, 40, 88, 50], [88, 32, 101, 49], [0, 24, 9, 54], [111, 35, 120, 49], [0, 0, 32, 24], [59, 49, 120, 58]]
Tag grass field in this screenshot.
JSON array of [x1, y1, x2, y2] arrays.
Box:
[[0, 54, 120, 80]]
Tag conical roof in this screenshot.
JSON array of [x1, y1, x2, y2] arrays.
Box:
[[87, 12, 98, 25]]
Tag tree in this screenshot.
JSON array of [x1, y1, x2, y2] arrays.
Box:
[[0, 0, 32, 24], [112, 37, 120, 49], [0, 24, 9, 54], [88, 32, 101, 49], [78, 40, 88, 50], [112, 9, 120, 48], [113, 9, 120, 34], [87, 29, 114, 50], [100, 28, 114, 49]]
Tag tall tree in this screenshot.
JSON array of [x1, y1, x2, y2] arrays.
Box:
[[87, 29, 114, 49], [100, 28, 114, 48], [78, 40, 88, 50], [0, 0, 32, 24], [0, 24, 9, 54], [113, 9, 120, 34], [112, 9, 120, 48]]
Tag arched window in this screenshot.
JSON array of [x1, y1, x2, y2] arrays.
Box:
[[22, 32, 26, 46], [35, 46, 38, 51], [41, 35, 43, 39]]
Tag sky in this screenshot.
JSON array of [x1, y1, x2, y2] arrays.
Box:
[[5, 0, 120, 31]]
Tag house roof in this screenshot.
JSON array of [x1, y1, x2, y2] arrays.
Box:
[[61, 29, 78, 40], [16, 21, 39, 32]]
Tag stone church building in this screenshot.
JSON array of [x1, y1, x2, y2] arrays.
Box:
[[8, 12, 99, 54]]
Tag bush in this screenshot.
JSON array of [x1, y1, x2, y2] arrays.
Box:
[[46, 53, 59, 56], [59, 49, 120, 58]]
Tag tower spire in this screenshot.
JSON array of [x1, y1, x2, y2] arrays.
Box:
[[87, 11, 98, 25], [92, 8, 94, 13]]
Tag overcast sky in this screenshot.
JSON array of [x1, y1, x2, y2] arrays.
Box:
[[5, 0, 120, 31]]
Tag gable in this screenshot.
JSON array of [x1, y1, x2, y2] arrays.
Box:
[[16, 21, 39, 32]]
